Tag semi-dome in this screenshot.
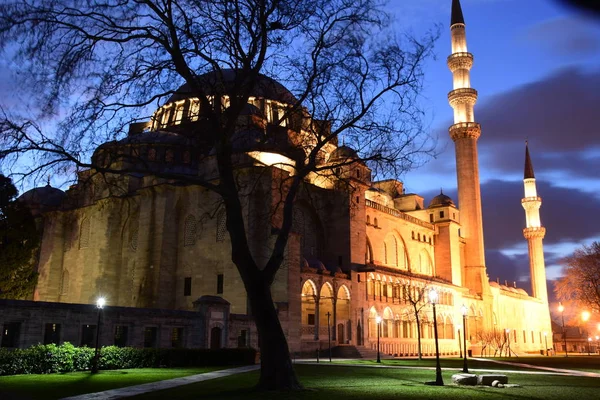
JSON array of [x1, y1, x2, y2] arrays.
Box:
[[168, 69, 298, 105], [429, 191, 455, 208], [329, 145, 359, 162], [19, 184, 65, 213]]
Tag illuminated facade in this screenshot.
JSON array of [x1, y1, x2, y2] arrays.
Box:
[[22, 0, 552, 356]]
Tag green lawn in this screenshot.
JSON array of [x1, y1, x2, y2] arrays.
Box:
[[2, 357, 600, 400], [0, 367, 222, 400], [130, 362, 600, 400]]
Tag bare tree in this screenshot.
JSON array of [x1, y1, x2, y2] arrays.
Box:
[[477, 329, 506, 357], [0, 0, 436, 390], [555, 242, 600, 315], [400, 276, 433, 360]]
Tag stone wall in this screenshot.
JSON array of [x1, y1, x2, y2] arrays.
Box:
[[0, 298, 256, 350]]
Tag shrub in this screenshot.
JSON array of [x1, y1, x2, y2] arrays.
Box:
[[0, 343, 256, 376]]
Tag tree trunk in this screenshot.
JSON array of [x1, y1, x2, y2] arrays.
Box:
[[247, 276, 303, 391], [415, 313, 423, 360]]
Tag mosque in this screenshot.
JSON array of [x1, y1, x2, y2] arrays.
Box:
[[11, 0, 552, 355]]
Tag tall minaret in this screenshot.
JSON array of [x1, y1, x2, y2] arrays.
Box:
[[522, 142, 548, 302], [447, 0, 488, 295]]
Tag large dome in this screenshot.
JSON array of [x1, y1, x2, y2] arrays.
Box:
[[168, 69, 298, 105]]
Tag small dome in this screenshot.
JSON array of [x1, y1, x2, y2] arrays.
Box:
[[329, 145, 358, 162], [429, 191, 455, 208], [19, 184, 65, 210], [309, 259, 326, 271]]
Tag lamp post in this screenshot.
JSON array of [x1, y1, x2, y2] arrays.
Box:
[[376, 315, 382, 363], [544, 332, 548, 356], [461, 304, 468, 372], [587, 337, 592, 356], [429, 289, 443, 386], [326, 311, 332, 362], [558, 303, 567, 357], [582, 311, 590, 355], [505, 329, 511, 357], [91, 297, 105, 374]]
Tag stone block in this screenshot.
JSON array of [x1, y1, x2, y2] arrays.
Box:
[[478, 374, 508, 386], [451, 373, 478, 386]]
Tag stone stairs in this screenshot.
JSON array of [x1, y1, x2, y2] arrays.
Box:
[[354, 345, 395, 360]]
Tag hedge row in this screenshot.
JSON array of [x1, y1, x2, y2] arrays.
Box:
[[0, 343, 257, 376]]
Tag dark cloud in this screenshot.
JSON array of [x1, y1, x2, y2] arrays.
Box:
[[522, 16, 600, 57], [485, 249, 530, 287], [481, 179, 600, 249], [476, 67, 600, 153]]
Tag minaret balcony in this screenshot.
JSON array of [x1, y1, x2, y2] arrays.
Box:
[[523, 227, 546, 239], [448, 122, 481, 141], [448, 88, 478, 107], [447, 52, 473, 72], [521, 196, 541, 204]]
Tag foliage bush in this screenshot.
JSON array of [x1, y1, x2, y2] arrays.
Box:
[[0, 343, 256, 376]]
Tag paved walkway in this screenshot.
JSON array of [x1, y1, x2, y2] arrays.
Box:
[[59, 365, 260, 400]]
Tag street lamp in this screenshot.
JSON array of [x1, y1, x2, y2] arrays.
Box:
[[461, 304, 468, 372], [91, 297, 105, 374], [429, 289, 443, 386], [582, 311, 590, 355], [505, 329, 511, 357], [544, 332, 548, 356], [376, 315, 382, 363], [558, 303, 567, 357], [326, 311, 332, 362]]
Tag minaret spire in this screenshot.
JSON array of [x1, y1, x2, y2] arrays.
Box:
[[524, 141, 535, 179], [521, 142, 548, 302], [451, 0, 465, 26], [447, 1, 487, 296]]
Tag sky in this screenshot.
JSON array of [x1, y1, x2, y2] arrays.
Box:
[[393, 0, 600, 302]]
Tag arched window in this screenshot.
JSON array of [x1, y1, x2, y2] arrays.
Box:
[[383, 241, 388, 264], [59, 270, 69, 295], [79, 218, 90, 249], [184, 215, 197, 247], [373, 218, 378, 227], [165, 149, 174, 162], [216, 209, 226, 242], [148, 148, 157, 161], [366, 215, 370, 225], [293, 206, 320, 258], [418, 250, 432, 275], [130, 226, 139, 251]]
